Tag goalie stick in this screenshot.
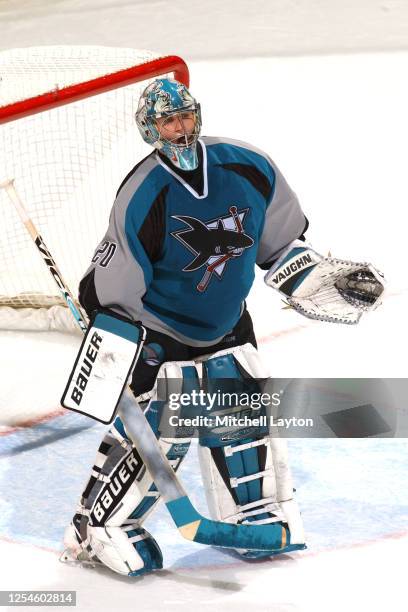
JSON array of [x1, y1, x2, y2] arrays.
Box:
[[1, 178, 300, 553], [0, 179, 88, 333]]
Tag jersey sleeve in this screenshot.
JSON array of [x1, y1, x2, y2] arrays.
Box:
[[256, 158, 308, 269], [79, 182, 159, 322]]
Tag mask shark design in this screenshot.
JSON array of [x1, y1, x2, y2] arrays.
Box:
[[171, 206, 254, 292]]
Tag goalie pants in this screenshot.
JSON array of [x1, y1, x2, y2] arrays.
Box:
[[129, 306, 257, 397]]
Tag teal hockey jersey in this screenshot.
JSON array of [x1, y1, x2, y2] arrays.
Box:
[[79, 137, 307, 345]]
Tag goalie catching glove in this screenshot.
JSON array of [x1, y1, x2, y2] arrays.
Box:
[[264, 240, 384, 324]]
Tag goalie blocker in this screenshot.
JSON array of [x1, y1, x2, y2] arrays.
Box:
[[61, 311, 146, 423], [264, 239, 385, 324]]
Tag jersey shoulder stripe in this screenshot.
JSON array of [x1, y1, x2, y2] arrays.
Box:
[[116, 151, 156, 198], [201, 136, 275, 165], [113, 153, 169, 234], [202, 136, 276, 203]]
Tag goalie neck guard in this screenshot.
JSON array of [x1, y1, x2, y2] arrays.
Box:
[[135, 78, 202, 171]]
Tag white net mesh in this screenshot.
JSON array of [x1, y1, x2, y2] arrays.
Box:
[[0, 46, 181, 330]]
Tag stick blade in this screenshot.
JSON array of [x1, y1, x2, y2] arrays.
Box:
[[167, 495, 305, 552]]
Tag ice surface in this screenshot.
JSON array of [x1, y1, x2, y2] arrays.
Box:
[[0, 3, 408, 609]]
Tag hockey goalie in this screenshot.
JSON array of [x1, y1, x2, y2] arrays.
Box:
[[61, 78, 384, 576]]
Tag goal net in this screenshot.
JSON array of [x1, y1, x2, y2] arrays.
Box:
[[0, 45, 188, 332]]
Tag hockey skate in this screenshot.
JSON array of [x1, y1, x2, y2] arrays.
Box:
[[61, 508, 163, 577]]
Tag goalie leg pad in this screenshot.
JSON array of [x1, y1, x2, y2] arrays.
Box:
[[197, 343, 306, 557], [64, 360, 197, 576]]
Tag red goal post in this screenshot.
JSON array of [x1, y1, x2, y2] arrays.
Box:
[[0, 46, 189, 332], [0, 55, 189, 124]]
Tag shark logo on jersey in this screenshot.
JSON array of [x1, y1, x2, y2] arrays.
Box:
[[171, 206, 254, 292]]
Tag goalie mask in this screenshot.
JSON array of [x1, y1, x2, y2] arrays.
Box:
[[135, 78, 202, 171]]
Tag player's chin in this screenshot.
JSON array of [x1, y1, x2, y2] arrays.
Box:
[[170, 135, 195, 146]]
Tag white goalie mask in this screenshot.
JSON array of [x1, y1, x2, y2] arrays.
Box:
[[135, 78, 202, 171]]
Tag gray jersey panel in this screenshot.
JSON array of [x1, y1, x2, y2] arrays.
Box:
[[256, 159, 305, 266], [82, 155, 160, 321]]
